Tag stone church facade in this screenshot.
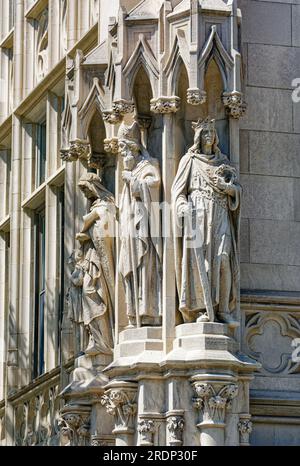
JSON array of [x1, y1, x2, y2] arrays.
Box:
[[0, 0, 299, 447]]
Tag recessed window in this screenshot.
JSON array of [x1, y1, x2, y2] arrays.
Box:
[[35, 122, 47, 186], [33, 209, 46, 378]]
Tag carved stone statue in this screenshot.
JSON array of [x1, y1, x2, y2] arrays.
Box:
[[66, 249, 86, 357], [118, 121, 162, 327], [172, 118, 241, 327], [74, 172, 115, 356]]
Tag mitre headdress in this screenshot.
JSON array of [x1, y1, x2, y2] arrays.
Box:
[[117, 121, 142, 146]]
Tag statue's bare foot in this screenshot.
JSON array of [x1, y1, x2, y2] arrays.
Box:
[[217, 312, 239, 329]]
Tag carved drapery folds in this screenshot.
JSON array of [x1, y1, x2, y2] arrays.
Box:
[[54, 0, 252, 447]]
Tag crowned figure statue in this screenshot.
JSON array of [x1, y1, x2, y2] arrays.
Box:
[[118, 120, 162, 327], [171, 118, 241, 327]]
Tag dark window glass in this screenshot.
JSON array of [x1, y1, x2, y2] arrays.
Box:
[[36, 122, 47, 186], [57, 188, 65, 363], [33, 210, 46, 378]]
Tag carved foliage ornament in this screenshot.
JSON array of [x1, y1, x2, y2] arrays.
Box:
[[137, 419, 155, 446], [58, 412, 91, 446], [167, 416, 184, 446], [60, 139, 105, 169], [150, 96, 180, 114], [187, 88, 207, 106], [101, 390, 137, 431], [192, 383, 238, 424], [222, 92, 246, 119]]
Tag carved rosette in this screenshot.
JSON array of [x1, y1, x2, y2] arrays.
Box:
[[112, 99, 135, 115], [192, 383, 238, 425], [222, 92, 246, 119], [150, 96, 180, 114], [104, 137, 119, 154], [187, 88, 207, 105], [101, 389, 137, 433], [59, 412, 91, 446], [238, 415, 253, 446], [167, 416, 185, 446], [137, 419, 155, 446]]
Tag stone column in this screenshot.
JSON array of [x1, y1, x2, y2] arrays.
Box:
[[150, 96, 180, 354], [101, 382, 137, 446], [191, 381, 238, 446]]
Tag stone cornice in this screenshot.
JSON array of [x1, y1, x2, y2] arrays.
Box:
[[0, 28, 14, 49], [25, 0, 49, 20], [0, 215, 10, 233], [0, 114, 12, 147]]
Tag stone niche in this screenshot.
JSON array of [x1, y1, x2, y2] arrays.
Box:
[[58, 0, 256, 447]]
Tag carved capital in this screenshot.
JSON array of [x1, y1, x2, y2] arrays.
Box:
[[222, 91, 246, 119], [187, 88, 206, 105], [238, 415, 253, 445], [102, 110, 122, 125], [112, 99, 135, 115], [167, 416, 184, 446], [150, 96, 180, 114], [59, 411, 91, 446], [101, 389, 137, 432], [137, 419, 155, 446], [192, 382, 238, 425], [104, 137, 119, 154], [60, 139, 105, 169]]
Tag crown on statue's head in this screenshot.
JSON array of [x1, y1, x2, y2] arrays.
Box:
[[192, 117, 216, 132], [117, 120, 142, 146]]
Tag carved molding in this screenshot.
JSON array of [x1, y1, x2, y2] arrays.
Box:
[[245, 312, 300, 375], [222, 91, 246, 119], [150, 96, 180, 114], [192, 383, 238, 425], [187, 88, 206, 106], [166, 416, 184, 446]]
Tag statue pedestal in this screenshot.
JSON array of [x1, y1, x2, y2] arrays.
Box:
[[101, 323, 258, 446], [59, 354, 114, 446], [110, 326, 164, 368]]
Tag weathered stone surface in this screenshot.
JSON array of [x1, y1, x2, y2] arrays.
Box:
[[247, 44, 300, 90], [240, 0, 292, 46], [248, 132, 300, 178], [241, 263, 300, 292], [249, 220, 300, 266], [240, 87, 293, 133], [241, 174, 296, 221]]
